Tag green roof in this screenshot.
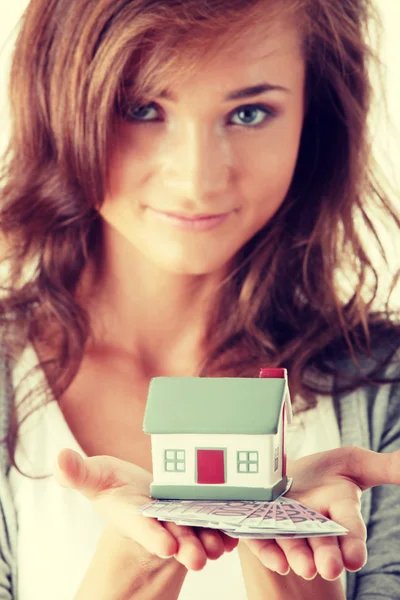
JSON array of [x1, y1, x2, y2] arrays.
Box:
[[143, 377, 287, 435]]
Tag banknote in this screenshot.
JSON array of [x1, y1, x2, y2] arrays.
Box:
[[221, 529, 347, 539], [218, 501, 347, 537], [138, 496, 348, 539], [140, 499, 263, 526]]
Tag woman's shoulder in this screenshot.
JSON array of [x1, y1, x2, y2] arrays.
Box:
[[328, 320, 400, 383], [332, 323, 400, 452]]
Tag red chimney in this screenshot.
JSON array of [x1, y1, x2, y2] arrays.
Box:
[[259, 367, 287, 379]]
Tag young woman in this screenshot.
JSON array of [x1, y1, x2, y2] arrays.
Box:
[[0, 0, 399, 599]]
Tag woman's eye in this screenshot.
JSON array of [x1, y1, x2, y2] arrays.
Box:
[[229, 104, 275, 127], [125, 103, 160, 122]]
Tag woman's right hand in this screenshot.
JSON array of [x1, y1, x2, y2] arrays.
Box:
[[54, 448, 239, 572]]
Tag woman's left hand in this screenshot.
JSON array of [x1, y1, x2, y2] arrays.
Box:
[[243, 446, 400, 580]]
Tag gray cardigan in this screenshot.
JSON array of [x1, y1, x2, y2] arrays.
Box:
[[0, 352, 399, 599]]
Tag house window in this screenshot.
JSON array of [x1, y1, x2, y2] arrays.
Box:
[[237, 451, 259, 473], [164, 449, 186, 472]]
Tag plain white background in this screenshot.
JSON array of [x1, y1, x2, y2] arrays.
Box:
[[0, 1, 399, 305]]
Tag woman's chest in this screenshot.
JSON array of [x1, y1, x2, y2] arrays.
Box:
[[58, 355, 154, 472]]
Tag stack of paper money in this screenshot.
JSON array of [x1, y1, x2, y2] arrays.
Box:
[[138, 496, 347, 539]]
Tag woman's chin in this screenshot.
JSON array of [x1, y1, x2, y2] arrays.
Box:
[[145, 252, 231, 277]]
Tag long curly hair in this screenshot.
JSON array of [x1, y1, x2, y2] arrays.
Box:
[[1, 0, 399, 467]]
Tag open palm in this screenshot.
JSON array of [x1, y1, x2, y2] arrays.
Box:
[[55, 449, 238, 571], [243, 447, 400, 579]]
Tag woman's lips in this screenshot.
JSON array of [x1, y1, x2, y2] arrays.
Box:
[[147, 207, 233, 232]]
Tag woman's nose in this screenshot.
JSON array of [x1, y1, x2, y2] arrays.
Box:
[[159, 123, 232, 201]]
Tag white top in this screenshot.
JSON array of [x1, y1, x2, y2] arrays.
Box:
[[8, 344, 343, 600]]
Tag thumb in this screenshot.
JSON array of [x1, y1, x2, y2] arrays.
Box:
[[54, 448, 119, 499], [340, 447, 400, 490]]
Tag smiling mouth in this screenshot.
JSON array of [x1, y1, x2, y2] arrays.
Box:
[[147, 207, 235, 231], [154, 210, 231, 220]]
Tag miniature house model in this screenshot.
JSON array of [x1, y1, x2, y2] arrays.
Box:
[[143, 368, 293, 501]]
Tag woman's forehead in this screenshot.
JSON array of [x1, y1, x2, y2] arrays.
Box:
[[129, 18, 304, 99]]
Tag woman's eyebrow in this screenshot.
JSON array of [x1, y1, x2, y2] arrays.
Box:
[[224, 83, 291, 100], [157, 82, 291, 102]]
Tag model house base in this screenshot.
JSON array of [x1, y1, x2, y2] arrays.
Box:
[[150, 475, 288, 501]]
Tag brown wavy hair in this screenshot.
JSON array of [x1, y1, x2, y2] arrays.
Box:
[[1, 0, 400, 467]]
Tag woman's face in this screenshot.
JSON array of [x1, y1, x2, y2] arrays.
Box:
[[100, 19, 306, 276]]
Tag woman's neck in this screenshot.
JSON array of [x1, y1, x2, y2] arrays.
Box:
[[78, 230, 223, 377]]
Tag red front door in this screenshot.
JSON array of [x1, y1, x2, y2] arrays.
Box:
[[196, 449, 225, 484]]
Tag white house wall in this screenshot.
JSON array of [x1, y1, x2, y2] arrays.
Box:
[[274, 412, 283, 478], [151, 433, 278, 488]]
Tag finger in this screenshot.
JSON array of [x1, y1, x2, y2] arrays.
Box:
[[219, 532, 240, 553], [328, 496, 367, 572], [307, 536, 343, 580], [194, 528, 226, 560], [54, 449, 152, 496], [335, 447, 400, 490], [276, 538, 317, 579], [243, 539, 289, 574], [54, 449, 87, 488], [162, 521, 208, 571]]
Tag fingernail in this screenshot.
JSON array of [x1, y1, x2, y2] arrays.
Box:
[[277, 567, 291, 576], [157, 554, 174, 559], [302, 573, 317, 581]]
